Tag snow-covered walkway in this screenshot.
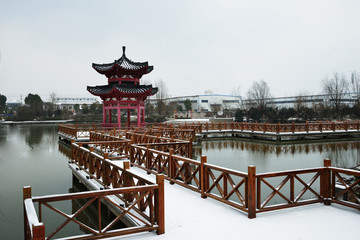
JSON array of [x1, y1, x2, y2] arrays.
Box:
[[118, 167, 360, 240]]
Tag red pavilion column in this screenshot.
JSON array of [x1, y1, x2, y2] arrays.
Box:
[[117, 103, 121, 128]]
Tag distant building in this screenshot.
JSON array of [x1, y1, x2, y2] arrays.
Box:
[[55, 97, 99, 111], [243, 92, 359, 109], [149, 94, 241, 118], [6, 99, 23, 109]]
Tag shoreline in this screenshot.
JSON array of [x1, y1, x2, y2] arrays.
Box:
[[1, 119, 74, 125]]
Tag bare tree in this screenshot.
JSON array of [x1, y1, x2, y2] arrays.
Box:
[[322, 72, 348, 118], [154, 79, 169, 100], [294, 91, 309, 112], [231, 85, 242, 109], [153, 79, 169, 115], [350, 71, 360, 113], [351, 71, 360, 98], [49, 92, 58, 105], [246, 80, 271, 110]]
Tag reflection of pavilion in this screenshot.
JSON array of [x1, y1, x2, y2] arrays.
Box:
[[88, 47, 158, 128]]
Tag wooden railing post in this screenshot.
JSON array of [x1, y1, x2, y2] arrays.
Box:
[[169, 149, 175, 184], [321, 159, 332, 205], [75, 123, 78, 139], [32, 223, 45, 240], [200, 156, 208, 199], [146, 145, 151, 174], [103, 153, 109, 184], [23, 186, 31, 240], [156, 174, 165, 235], [188, 140, 193, 159], [123, 161, 130, 170], [263, 122, 267, 133], [247, 166, 256, 219]]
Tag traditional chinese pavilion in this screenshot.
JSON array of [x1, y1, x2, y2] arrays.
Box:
[[87, 46, 158, 128]]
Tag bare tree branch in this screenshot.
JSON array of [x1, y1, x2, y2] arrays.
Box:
[[246, 80, 271, 110]]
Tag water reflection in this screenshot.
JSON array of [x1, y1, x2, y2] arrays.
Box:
[[194, 139, 360, 171], [59, 141, 72, 159], [0, 125, 6, 144], [18, 125, 44, 148], [195, 140, 360, 156], [0, 124, 73, 239]]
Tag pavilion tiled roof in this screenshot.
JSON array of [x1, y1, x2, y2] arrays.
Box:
[[87, 83, 158, 97], [92, 46, 153, 78]]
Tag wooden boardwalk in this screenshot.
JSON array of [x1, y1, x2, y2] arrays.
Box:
[[58, 121, 360, 142], [23, 124, 360, 240]]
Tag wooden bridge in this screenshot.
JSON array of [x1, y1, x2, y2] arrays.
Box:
[[24, 123, 360, 239], [58, 121, 360, 142]]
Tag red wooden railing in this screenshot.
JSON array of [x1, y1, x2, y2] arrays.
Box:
[[59, 121, 360, 142], [23, 178, 164, 240], [156, 121, 360, 134], [55, 125, 360, 226], [127, 141, 360, 218], [23, 141, 166, 240]]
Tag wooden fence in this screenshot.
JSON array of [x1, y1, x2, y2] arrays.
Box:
[[127, 142, 360, 218], [59, 121, 360, 142], [58, 124, 102, 139], [156, 121, 360, 134], [67, 127, 360, 219], [58, 125, 360, 223], [23, 142, 165, 240], [89, 131, 193, 159], [24, 180, 164, 240]]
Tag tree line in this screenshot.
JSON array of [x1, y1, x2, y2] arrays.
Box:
[[239, 72, 360, 122], [2, 71, 360, 123], [0, 93, 103, 121], [148, 72, 360, 123]]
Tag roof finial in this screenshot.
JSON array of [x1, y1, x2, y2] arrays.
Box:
[[122, 46, 126, 55]]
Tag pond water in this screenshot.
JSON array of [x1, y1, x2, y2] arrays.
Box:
[[0, 124, 77, 239], [1, 125, 360, 239], [193, 139, 360, 173]]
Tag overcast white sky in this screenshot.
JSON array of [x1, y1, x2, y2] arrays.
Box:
[[1, 0, 360, 101]]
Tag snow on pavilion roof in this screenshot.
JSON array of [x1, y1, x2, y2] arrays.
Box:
[[92, 46, 153, 79], [87, 83, 158, 98]]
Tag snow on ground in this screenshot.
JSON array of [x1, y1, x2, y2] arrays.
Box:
[[120, 166, 360, 240]]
